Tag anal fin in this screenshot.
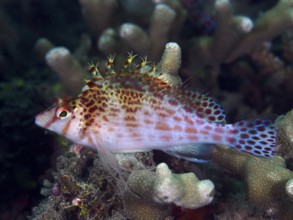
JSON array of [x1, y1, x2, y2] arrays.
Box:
[[163, 144, 215, 163]]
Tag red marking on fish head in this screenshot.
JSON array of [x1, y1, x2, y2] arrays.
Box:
[[35, 99, 76, 137]]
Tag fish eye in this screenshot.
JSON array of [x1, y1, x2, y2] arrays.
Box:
[[59, 111, 68, 117], [56, 107, 71, 119]]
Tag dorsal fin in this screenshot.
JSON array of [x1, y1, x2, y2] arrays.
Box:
[[88, 61, 103, 80], [106, 55, 116, 76], [182, 90, 226, 124], [122, 52, 137, 72], [85, 42, 183, 90]]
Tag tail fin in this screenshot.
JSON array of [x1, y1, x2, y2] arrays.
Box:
[[233, 119, 277, 157]]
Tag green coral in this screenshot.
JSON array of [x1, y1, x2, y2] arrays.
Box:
[[276, 108, 293, 160], [124, 169, 170, 220], [212, 146, 293, 218]]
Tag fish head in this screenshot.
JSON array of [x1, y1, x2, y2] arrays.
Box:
[[35, 96, 86, 144]]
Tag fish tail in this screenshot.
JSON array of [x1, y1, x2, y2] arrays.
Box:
[[233, 119, 277, 157]]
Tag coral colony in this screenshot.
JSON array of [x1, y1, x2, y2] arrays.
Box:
[[32, 0, 293, 219]]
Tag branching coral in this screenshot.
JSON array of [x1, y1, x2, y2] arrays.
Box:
[[190, 0, 253, 65], [118, 3, 178, 60], [124, 162, 214, 220], [34, 0, 293, 116], [157, 42, 182, 87], [79, 0, 117, 36], [77, 0, 186, 60], [190, 0, 293, 65], [124, 169, 170, 220], [45, 47, 87, 95], [154, 163, 215, 209], [212, 146, 293, 218], [183, 1, 293, 116], [227, 0, 293, 61], [276, 108, 293, 160]]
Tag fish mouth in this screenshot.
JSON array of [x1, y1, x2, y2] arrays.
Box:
[[35, 113, 46, 127], [35, 110, 55, 129]]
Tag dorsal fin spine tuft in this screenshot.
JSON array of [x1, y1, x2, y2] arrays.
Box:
[[106, 55, 116, 76]]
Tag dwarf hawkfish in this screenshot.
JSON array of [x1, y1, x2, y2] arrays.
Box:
[[35, 42, 276, 174]]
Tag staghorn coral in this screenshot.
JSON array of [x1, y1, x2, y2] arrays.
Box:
[[212, 146, 293, 219]]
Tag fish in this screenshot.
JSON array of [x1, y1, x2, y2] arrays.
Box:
[[35, 42, 276, 172]]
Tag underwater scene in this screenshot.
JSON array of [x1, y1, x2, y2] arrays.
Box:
[[1, 0, 293, 219]]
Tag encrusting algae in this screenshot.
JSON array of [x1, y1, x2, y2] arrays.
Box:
[[35, 42, 277, 181]]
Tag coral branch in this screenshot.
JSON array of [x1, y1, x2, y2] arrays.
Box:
[[45, 47, 86, 95], [79, 0, 117, 36], [227, 0, 293, 61], [97, 28, 119, 56], [149, 4, 176, 60], [276, 108, 293, 160], [212, 146, 293, 218], [124, 162, 214, 220], [158, 42, 182, 87], [119, 23, 151, 55]]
